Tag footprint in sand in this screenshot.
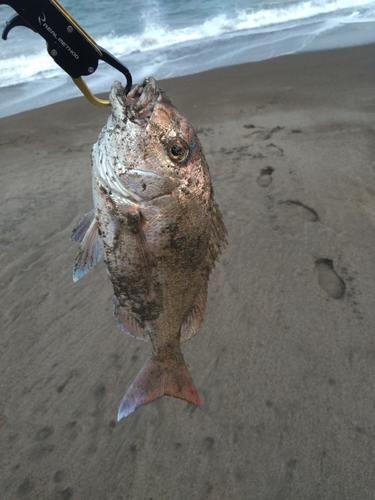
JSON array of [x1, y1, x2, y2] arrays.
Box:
[[283, 200, 319, 222], [315, 259, 346, 299], [34, 426, 54, 442], [257, 166, 274, 187], [266, 143, 284, 156]]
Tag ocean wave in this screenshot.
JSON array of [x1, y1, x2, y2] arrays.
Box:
[[0, 53, 61, 88], [0, 0, 374, 88], [96, 0, 375, 56]]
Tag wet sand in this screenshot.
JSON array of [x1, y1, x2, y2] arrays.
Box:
[[1, 44, 375, 499]]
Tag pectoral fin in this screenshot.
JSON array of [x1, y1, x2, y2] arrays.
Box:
[[71, 209, 95, 242], [73, 212, 103, 282]]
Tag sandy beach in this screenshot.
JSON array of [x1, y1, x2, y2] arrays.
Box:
[[1, 43, 375, 499]]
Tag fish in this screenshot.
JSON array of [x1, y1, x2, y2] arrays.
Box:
[[72, 77, 227, 420]]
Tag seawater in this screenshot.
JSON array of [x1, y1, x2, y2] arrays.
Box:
[[0, 0, 375, 118]]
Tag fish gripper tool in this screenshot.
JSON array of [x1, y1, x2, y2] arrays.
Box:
[[1, 0, 132, 106]]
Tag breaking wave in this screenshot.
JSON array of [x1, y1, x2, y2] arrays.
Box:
[[0, 0, 374, 88]]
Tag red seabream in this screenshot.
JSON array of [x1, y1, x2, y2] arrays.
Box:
[[72, 78, 227, 420]]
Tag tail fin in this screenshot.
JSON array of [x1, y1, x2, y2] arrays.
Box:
[[117, 355, 200, 420]]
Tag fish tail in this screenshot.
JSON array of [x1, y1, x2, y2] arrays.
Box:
[[117, 354, 200, 420]]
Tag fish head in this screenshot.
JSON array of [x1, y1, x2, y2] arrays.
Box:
[[93, 78, 212, 203]]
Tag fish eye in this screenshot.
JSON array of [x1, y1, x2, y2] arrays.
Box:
[[166, 138, 190, 163]]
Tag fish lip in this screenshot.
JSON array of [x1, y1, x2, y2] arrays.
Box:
[[110, 77, 160, 127]]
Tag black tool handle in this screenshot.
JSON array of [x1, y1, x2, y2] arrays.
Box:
[[1, 0, 101, 78]]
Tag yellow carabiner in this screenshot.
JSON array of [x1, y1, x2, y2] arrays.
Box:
[[73, 77, 110, 107]]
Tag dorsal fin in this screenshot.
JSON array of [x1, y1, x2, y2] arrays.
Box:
[[180, 286, 208, 343]]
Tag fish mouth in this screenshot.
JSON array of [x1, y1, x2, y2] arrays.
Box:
[[110, 77, 175, 128], [110, 77, 161, 127]]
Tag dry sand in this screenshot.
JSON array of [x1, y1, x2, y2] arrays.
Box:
[[1, 44, 375, 499]]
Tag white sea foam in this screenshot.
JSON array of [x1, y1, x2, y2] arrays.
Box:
[[96, 0, 375, 56], [0, 0, 375, 117], [1, 0, 374, 89], [0, 53, 60, 88]]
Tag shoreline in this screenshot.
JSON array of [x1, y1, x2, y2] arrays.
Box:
[[1, 42, 374, 127], [1, 42, 375, 499], [1, 26, 375, 119]]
